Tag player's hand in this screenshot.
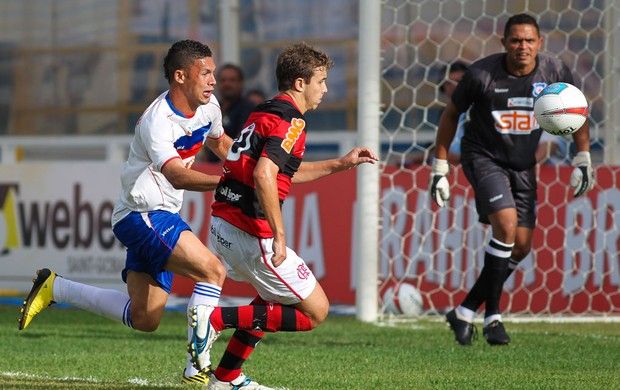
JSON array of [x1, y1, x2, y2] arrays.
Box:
[[430, 158, 450, 207], [570, 151, 595, 197], [271, 235, 287, 267], [340, 147, 379, 170]]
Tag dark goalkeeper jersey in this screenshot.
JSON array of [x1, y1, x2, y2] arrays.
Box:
[[452, 52, 575, 170]]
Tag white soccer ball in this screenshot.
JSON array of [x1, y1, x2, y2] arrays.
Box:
[[382, 283, 423, 317], [534, 82, 588, 136]]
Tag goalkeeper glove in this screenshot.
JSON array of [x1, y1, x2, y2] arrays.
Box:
[[430, 158, 450, 207], [570, 151, 595, 197]]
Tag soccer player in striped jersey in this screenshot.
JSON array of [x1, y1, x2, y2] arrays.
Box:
[[430, 14, 594, 345], [18, 40, 232, 383], [187, 43, 378, 390]]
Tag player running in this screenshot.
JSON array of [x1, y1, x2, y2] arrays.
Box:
[[430, 13, 595, 346], [186, 43, 378, 389], [18, 39, 231, 383]]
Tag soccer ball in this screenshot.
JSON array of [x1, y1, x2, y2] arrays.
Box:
[[382, 282, 423, 317], [534, 82, 588, 136]]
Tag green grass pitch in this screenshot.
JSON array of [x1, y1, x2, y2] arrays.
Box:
[[1, 305, 618, 389]]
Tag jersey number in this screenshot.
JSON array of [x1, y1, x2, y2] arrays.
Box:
[[227, 123, 255, 161]]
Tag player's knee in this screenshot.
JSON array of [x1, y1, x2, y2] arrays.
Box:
[[197, 254, 226, 285], [131, 311, 161, 332], [308, 301, 330, 328]]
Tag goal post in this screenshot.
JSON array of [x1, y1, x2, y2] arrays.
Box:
[[356, 0, 620, 321], [355, 0, 381, 322]]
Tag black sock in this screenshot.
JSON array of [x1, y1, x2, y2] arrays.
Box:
[[502, 258, 520, 282], [462, 238, 513, 314], [483, 254, 509, 316]]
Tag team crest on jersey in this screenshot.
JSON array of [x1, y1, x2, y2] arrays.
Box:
[[297, 264, 311, 280], [531, 82, 547, 97], [281, 118, 305, 153]]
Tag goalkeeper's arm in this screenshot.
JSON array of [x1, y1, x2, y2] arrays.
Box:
[[569, 121, 595, 197], [429, 101, 460, 207]]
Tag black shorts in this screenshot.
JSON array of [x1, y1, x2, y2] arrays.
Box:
[[461, 156, 537, 228]]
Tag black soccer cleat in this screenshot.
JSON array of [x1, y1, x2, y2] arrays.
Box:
[[483, 320, 511, 345], [445, 309, 476, 346]]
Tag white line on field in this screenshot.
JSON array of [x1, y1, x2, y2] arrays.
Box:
[[0, 371, 181, 387], [379, 315, 620, 324]]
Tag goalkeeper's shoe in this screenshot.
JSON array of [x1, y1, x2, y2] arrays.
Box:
[[18, 268, 56, 330], [182, 367, 212, 384], [188, 305, 221, 370], [207, 373, 278, 390], [445, 309, 477, 346], [483, 320, 511, 345]]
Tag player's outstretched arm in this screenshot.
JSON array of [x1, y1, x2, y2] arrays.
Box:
[[292, 147, 378, 184], [161, 158, 221, 191]]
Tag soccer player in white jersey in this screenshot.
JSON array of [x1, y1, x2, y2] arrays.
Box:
[[18, 40, 232, 384]]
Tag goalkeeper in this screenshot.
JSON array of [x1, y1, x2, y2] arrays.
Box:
[[429, 13, 594, 346]]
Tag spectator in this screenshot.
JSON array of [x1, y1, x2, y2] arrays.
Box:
[[246, 88, 267, 106], [206, 63, 257, 162], [439, 61, 469, 165]]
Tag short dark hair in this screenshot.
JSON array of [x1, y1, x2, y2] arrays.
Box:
[[448, 61, 469, 74], [439, 61, 469, 94], [217, 63, 244, 81], [163, 40, 213, 83], [503, 13, 540, 39], [276, 43, 333, 91]]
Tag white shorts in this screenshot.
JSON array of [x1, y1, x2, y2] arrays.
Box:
[[209, 216, 317, 305]]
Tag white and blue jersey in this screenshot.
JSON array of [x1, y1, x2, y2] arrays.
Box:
[[112, 92, 224, 225], [111, 92, 224, 292]]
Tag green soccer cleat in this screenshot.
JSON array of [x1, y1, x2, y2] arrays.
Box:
[[18, 268, 56, 330], [182, 367, 212, 384]]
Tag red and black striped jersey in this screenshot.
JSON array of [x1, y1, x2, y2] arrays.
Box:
[[212, 94, 306, 238]]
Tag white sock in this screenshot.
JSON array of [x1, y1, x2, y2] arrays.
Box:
[[484, 314, 502, 327], [185, 282, 222, 374], [456, 305, 476, 323], [53, 276, 133, 328]]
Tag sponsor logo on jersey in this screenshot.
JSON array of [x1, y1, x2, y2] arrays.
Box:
[[218, 186, 242, 202], [494, 88, 509, 93], [492, 110, 538, 134], [281, 118, 305, 153], [532, 82, 547, 97], [507, 97, 534, 108]]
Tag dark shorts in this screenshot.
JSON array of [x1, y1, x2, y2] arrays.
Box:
[[112, 210, 191, 293], [461, 156, 537, 228]]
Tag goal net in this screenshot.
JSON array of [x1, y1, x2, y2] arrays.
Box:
[[377, 1, 620, 319]]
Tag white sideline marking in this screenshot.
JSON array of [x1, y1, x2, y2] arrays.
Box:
[[502, 316, 620, 323], [0, 371, 180, 387], [380, 315, 620, 324]]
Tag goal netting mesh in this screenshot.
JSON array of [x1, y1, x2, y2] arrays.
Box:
[[378, 0, 620, 319]]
